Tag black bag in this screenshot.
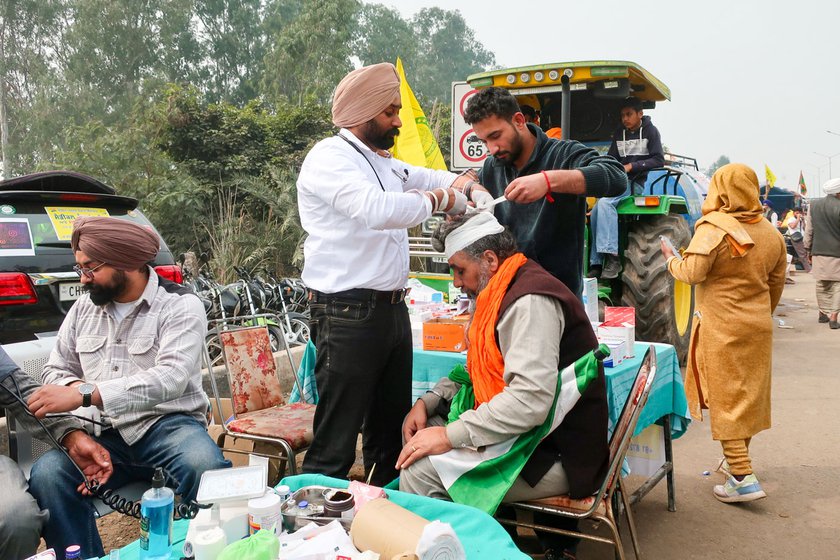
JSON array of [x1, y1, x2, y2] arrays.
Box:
[[789, 231, 804, 243]]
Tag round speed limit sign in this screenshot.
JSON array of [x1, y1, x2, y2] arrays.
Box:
[[459, 129, 487, 163]]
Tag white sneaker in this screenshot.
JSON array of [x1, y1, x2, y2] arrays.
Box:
[[713, 474, 767, 503]]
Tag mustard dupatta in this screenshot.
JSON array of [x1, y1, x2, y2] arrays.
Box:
[[686, 163, 765, 258]]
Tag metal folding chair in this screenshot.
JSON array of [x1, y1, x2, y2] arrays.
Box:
[[496, 345, 658, 560], [205, 314, 315, 481]]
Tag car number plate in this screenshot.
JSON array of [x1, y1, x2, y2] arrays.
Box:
[[432, 256, 448, 264], [59, 282, 84, 301]]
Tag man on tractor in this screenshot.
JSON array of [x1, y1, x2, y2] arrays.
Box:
[[589, 96, 665, 279]]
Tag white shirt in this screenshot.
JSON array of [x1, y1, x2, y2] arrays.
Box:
[[297, 129, 457, 293]]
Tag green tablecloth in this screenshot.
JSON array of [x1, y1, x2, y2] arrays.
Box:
[[280, 473, 528, 560], [412, 342, 690, 439]]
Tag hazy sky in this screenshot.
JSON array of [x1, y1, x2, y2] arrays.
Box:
[[383, 0, 839, 196]]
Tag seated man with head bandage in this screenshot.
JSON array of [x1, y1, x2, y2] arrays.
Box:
[[26, 216, 230, 560], [397, 213, 609, 559]]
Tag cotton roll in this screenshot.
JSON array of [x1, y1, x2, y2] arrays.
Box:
[[193, 526, 227, 560], [416, 520, 466, 560]]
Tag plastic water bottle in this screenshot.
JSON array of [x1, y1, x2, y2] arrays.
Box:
[[140, 467, 174, 560]]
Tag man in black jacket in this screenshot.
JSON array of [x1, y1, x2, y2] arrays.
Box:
[[590, 96, 665, 279], [463, 87, 627, 297]]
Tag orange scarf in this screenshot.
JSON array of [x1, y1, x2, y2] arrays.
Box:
[[466, 252, 528, 406]]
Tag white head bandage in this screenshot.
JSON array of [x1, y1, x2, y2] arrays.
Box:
[[824, 178, 840, 195], [444, 212, 505, 259]]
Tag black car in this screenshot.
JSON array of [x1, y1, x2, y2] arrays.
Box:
[[0, 171, 181, 344]]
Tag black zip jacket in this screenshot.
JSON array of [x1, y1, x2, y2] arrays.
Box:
[[478, 124, 627, 297]]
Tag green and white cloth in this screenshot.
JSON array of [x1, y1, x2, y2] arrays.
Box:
[[429, 344, 608, 514]]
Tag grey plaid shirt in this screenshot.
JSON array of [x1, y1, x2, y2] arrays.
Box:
[[39, 268, 210, 445]]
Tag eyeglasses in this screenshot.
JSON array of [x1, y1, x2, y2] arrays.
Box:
[[73, 262, 107, 279]]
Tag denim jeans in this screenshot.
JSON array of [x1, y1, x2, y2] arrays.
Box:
[[302, 290, 412, 487], [589, 180, 633, 265], [29, 413, 230, 560]]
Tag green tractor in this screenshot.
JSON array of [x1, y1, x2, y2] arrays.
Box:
[[444, 60, 706, 362]]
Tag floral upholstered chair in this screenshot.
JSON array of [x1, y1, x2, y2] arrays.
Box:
[[217, 325, 315, 476]]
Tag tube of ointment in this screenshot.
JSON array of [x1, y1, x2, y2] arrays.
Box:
[[660, 235, 683, 260]]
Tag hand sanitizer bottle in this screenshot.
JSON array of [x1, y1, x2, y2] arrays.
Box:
[[140, 467, 174, 559]]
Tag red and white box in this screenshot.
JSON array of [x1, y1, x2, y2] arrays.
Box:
[[599, 306, 635, 358]]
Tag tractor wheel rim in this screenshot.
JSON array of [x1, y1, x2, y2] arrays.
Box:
[[673, 279, 692, 336]]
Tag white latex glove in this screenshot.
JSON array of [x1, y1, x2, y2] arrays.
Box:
[[470, 190, 496, 212], [444, 189, 468, 216], [72, 405, 102, 437]]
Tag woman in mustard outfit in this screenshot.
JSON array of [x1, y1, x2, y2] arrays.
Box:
[[661, 163, 787, 503]]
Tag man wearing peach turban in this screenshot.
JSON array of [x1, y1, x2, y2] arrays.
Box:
[[298, 63, 492, 485], [26, 216, 230, 558]]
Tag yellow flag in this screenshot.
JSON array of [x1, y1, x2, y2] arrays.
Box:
[[765, 164, 777, 189], [390, 58, 447, 170]]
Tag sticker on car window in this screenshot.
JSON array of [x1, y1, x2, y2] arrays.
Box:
[[45, 207, 110, 240], [0, 218, 36, 256], [0, 205, 15, 215]]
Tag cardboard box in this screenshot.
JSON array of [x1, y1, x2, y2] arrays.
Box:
[[598, 323, 635, 358], [603, 306, 636, 357], [423, 315, 469, 352], [582, 277, 599, 323], [600, 338, 626, 368], [209, 398, 285, 483], [604, 306, 635, 326]]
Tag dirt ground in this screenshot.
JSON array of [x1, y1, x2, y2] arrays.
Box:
[[18, 271, 840, 557], [570, 272, 840, 559]]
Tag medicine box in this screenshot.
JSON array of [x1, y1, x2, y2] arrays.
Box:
[[600, 338, 626, 368], [423, 315, 469, 352], [581, 277, 599, 323]]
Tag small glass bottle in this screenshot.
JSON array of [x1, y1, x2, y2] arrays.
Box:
[[65, 545, 82, 560]]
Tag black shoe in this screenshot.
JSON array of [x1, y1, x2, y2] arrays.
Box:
[[830, 320, 840, 330], [819, 312, 830, 324], [544, 547, 577, 560], [587, 265, 602, 279], [601, 255, 621, 280]]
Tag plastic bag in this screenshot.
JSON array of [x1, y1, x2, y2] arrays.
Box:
[[217, 529, 279, 560]]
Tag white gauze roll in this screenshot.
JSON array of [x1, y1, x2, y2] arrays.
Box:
[[193, 526, 227, 560], [415, 520, 466, 560]]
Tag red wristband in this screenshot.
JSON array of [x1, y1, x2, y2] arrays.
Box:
[[541, 171, 555, 203]]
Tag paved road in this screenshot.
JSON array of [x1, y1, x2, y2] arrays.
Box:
[[574, 272, 840, 559]]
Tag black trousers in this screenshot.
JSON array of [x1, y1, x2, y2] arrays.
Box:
[[301, 289, 412, 486]]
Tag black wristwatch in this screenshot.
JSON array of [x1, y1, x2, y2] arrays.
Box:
[[78, 383, 96, 407]]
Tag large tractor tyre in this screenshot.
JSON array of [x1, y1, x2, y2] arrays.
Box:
[[621, 214, 694, 363]]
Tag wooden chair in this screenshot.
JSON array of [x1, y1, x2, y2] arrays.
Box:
[[496, 345, 658, 560], [208, 322, 316, 479]]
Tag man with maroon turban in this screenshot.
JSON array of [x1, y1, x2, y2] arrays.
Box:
[[25, 216, 230, 560], [298, 62, 491, 485]]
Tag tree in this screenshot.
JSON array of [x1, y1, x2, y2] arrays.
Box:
[[706, 154, 730, 176], [194, 0, 269, 104], [354, 3, 417, 68], [61, 0, 201, 112], [262, 0, 360, 105], [409, 8, 495, 105], [0, 0, 68, 177]]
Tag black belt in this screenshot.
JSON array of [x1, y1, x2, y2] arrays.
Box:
[[309, 287, 410, 305]]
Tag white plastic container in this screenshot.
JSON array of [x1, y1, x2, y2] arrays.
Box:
[[248, 490, 283, 535]]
